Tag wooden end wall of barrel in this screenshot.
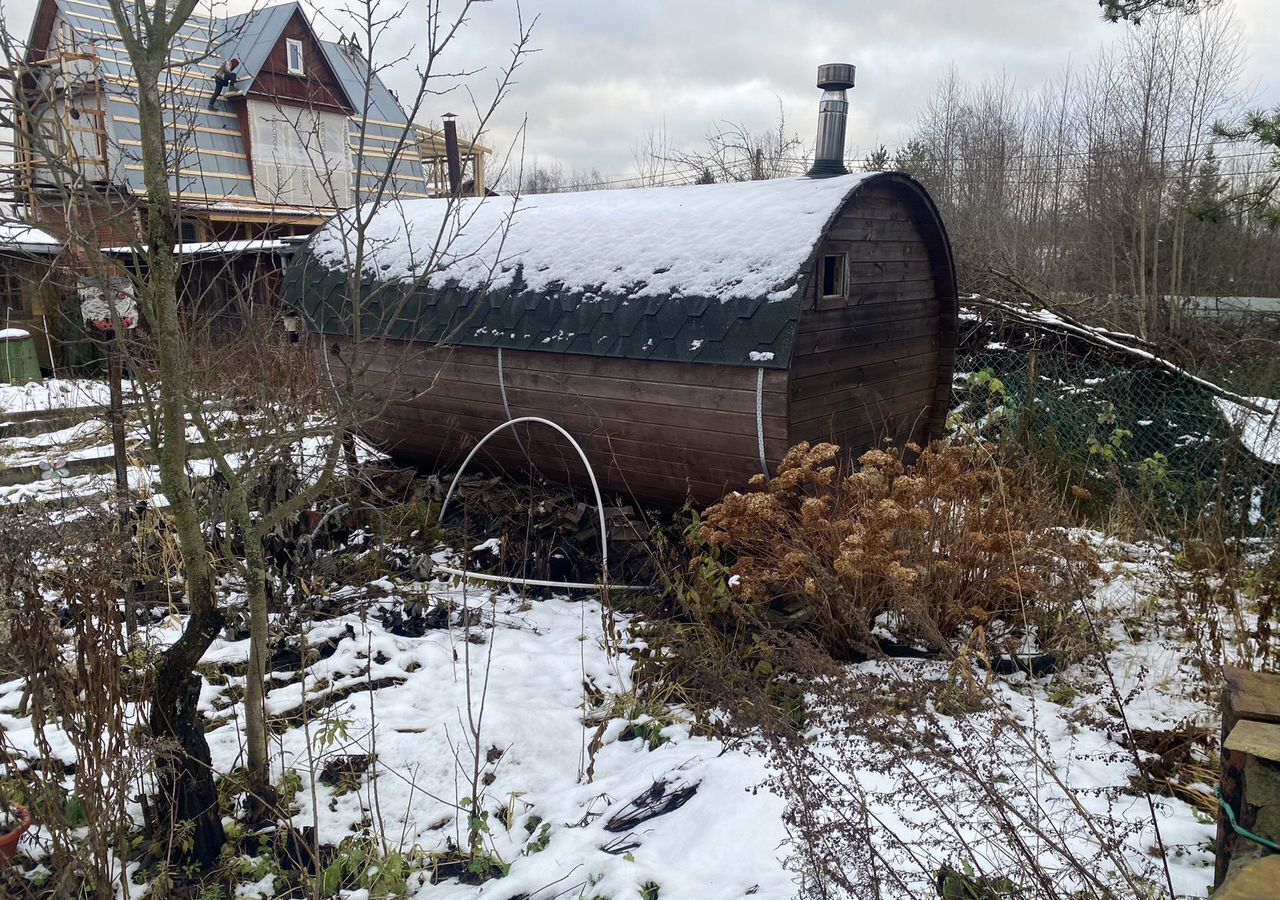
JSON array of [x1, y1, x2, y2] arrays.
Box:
[[284, 172, 957, 506]]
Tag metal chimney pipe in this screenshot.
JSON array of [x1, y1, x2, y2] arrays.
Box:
[[442, 113, 463, 196], [808, 63, 855, 178]]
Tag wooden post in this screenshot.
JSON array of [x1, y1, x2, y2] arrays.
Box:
[[1219, 670, 1246, 887], [107, 332, 137, 636], [442, 115, 462, 197]]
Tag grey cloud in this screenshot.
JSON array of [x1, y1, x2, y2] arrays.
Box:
[[3, 0, 1275, 180], [384, 0, 1277, 178]]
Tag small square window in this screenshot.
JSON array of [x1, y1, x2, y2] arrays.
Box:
[[820, 254, 846, 299], [286, 38, 304, 75]]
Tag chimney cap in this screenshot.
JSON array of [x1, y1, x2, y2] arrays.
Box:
[[816, 63, 856, 91]]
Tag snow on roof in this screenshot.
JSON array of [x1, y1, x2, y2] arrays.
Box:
[[310, 174, 876, 303], [179, 200, 328, 217], [101, 239, 289, 257], [0, 221, 62, 254]]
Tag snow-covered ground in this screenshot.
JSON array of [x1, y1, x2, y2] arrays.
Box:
[[0, 379, 1234, 898], [0, 542, 1223, 900], [195, 587, 794, 900], [0, 548, 1226, 899], [0, 378, 123, 415], [788, 536, 1221, 898], [0, 380, 354, 507]]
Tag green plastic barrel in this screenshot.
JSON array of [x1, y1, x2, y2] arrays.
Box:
[[0, 328, 41, 385]]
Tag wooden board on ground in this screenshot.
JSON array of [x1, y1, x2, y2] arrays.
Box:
[[1225, 719, 1280, 763], [1224, 666, 1280, 724], [1214, 855, 1280, 900]]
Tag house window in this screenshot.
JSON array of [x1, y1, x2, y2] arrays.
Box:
[[820, 254, 846, 299], [286, 38, 304, 75]]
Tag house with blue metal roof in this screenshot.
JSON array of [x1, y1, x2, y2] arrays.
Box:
[[16, 0, 452, 241]]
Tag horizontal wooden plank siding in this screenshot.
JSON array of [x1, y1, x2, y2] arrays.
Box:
[[358, 347, 789, 422], [793, 314, 940, 357], [794, 386, 939, 454], [787, 175, 957, 466], [325, 341, 788, 504], [790, 355, 942, 424], [826, 240, 933, 263], [301, 173, 958, 507]]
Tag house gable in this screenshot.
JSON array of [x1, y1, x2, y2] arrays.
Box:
[[23, 0, 58, 65], [17, 0, 428, 216], [240, 6, 353, 115]]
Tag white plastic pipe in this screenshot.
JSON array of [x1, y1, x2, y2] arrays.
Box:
[[436, 415, 649, 592]]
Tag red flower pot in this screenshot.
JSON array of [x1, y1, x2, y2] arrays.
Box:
[[0, 807, 32, 867]]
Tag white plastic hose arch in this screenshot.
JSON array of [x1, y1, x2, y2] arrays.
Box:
[[435, 415, 648, 592]]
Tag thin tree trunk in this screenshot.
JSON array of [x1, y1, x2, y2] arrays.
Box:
[[232, 487, 273, 810], [134, 66, 226, 868]]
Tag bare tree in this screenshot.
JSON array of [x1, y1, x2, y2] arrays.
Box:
[[517, 159, 607, 193], [669, 100, 804, 183], [896, 4, 1268, 339], [631, 121, 674, 186], [2, 0, 535, 873], [1099, 0, 1220, 24]]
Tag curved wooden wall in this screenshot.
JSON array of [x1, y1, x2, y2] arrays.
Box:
[[788, 175, 958, 459], [323, 341, 790, 505]]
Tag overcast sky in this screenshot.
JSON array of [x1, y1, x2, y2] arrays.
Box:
[[383, 0, 1279, 182], [5, 0, 1277, 181]]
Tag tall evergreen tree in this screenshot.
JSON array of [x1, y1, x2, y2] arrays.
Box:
[[864, 144, 891, 172]]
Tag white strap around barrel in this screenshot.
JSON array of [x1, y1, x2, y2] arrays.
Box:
[[756, 367, 769, 479], [497, 347, 532, 464]]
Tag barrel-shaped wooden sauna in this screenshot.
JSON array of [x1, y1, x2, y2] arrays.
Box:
[[284, 172, 957, 505]]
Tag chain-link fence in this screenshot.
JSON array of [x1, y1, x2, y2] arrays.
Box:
[[952, 304, 1280, 531]]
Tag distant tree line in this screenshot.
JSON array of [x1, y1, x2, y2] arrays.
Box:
[[513, 3, 1277, 343], [890, 4, 1278, 338]]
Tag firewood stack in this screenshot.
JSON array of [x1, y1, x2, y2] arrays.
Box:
[[1216, 666, 1280, 897]]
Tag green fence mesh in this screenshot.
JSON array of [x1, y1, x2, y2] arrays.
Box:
[[952, 306, 1280, 530]]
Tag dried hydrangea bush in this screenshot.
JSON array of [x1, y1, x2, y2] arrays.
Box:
[[690, 441, 1098, 661]]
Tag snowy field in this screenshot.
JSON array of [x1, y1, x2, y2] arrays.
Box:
[[0, 549, 1224, 897], [0, 557, 1223, 898]]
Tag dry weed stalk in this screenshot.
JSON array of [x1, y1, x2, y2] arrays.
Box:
[[630, 440, 1196, 897], [0, 507, 140, 897]]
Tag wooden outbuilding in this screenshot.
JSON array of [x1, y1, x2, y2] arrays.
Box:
[[283, 171, 958, 504], [0, 220, 68, 370]]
